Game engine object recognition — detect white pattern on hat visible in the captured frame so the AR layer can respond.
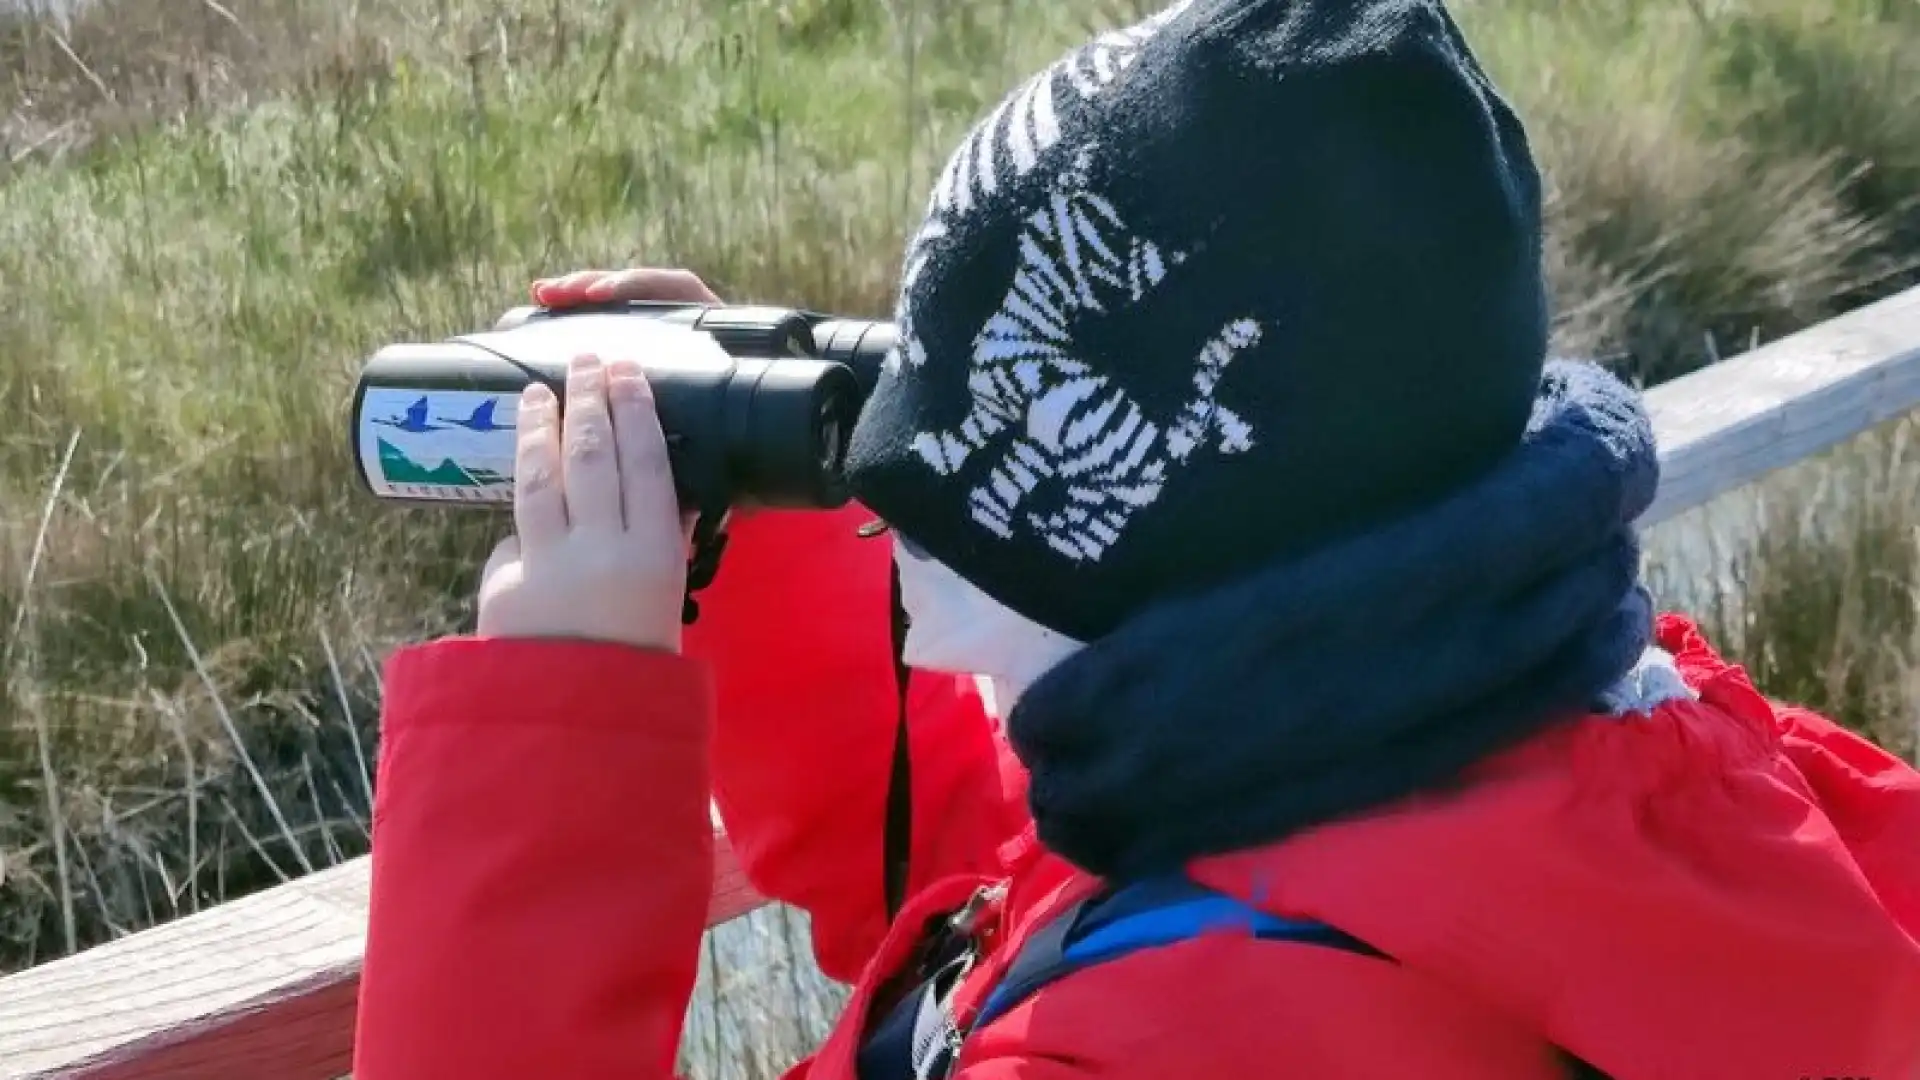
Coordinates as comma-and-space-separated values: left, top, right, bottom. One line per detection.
885, 0, 1194, 380
906, 158, 1259, 563
885, 0, 1255, 564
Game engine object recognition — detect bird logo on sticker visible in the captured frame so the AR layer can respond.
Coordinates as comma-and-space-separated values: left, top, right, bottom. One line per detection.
370, 396, 445, 433
442, 398, 514, 432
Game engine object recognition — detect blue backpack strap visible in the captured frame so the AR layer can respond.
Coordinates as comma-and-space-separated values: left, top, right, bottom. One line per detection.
960, 880, 1610, 1080
969, 875, 1384, 1033
860, 875, 1609, 1080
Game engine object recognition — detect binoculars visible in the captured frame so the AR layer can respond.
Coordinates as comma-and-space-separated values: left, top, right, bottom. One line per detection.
350, 302, 898, 515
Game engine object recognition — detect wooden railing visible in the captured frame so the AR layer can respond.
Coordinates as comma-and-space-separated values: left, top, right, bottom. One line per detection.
3, 283, 1920, 1079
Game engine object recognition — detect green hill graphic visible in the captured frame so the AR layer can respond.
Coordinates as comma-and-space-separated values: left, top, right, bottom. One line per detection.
378, 438, 506, 487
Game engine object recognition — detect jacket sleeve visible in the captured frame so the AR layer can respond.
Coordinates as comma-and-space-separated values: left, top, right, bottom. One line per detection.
352, 638, 716, 1080
683, 506, 1035, 981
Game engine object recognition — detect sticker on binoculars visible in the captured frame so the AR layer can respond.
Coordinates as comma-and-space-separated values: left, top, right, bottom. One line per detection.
358, 388, 516, 503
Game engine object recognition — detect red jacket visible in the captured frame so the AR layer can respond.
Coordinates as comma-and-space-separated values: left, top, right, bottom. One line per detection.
353, 506, 1920, 1080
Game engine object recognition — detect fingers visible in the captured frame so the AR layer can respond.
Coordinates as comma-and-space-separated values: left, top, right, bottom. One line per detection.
528, 269, 613, 305
531, 267, 721, 307
608, 358, 685, 548
589, 268, 722, 304
562, 354, 626, 533
513, 382, 568, 552
514, 349, 683, 567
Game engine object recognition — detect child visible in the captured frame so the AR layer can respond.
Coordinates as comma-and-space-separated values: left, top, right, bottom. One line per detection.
351, 1, 1920, 1077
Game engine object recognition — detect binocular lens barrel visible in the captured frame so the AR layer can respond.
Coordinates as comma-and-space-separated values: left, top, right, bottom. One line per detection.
350, 306, 888, 513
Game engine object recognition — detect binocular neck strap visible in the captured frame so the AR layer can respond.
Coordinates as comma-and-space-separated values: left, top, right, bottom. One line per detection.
884, 559, 915, 921
679, 505, 733, 626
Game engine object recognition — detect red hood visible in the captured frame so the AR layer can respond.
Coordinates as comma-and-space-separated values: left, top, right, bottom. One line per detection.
1195, 615, 1920, 1079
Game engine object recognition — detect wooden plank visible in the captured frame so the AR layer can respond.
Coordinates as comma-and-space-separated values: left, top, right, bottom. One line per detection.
1641, 285, 1920, 526
0, 839, 765, 1080
1, 282, 1918, 1079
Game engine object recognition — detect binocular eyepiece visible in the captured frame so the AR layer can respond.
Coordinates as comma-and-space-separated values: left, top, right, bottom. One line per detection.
349, 302, 897, 516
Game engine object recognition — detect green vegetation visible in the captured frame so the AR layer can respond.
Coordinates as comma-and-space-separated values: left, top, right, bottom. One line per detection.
0, 0, 1915, 1040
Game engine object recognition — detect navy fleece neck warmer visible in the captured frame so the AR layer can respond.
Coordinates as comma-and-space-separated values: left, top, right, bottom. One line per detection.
1006, 361, 1661, 879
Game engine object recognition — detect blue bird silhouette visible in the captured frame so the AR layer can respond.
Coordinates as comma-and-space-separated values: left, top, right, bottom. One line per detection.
443, 398, 513, 432
371, 396, 443, 433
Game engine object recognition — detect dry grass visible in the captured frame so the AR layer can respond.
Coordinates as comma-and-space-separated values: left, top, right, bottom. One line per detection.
0, 0, 1917, 1074
1647, 418, 1920, 761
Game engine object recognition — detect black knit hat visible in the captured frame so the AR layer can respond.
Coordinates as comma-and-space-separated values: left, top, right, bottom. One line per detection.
845, 0, 1548, 643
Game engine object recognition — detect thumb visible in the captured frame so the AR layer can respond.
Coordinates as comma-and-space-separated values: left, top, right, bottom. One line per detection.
482, 534, 521, 584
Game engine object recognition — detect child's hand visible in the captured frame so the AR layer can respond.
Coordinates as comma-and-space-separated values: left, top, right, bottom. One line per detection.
477, 353, 690, 653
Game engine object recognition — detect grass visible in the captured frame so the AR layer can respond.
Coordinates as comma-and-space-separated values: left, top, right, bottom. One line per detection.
0, 0, 1917, 1072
